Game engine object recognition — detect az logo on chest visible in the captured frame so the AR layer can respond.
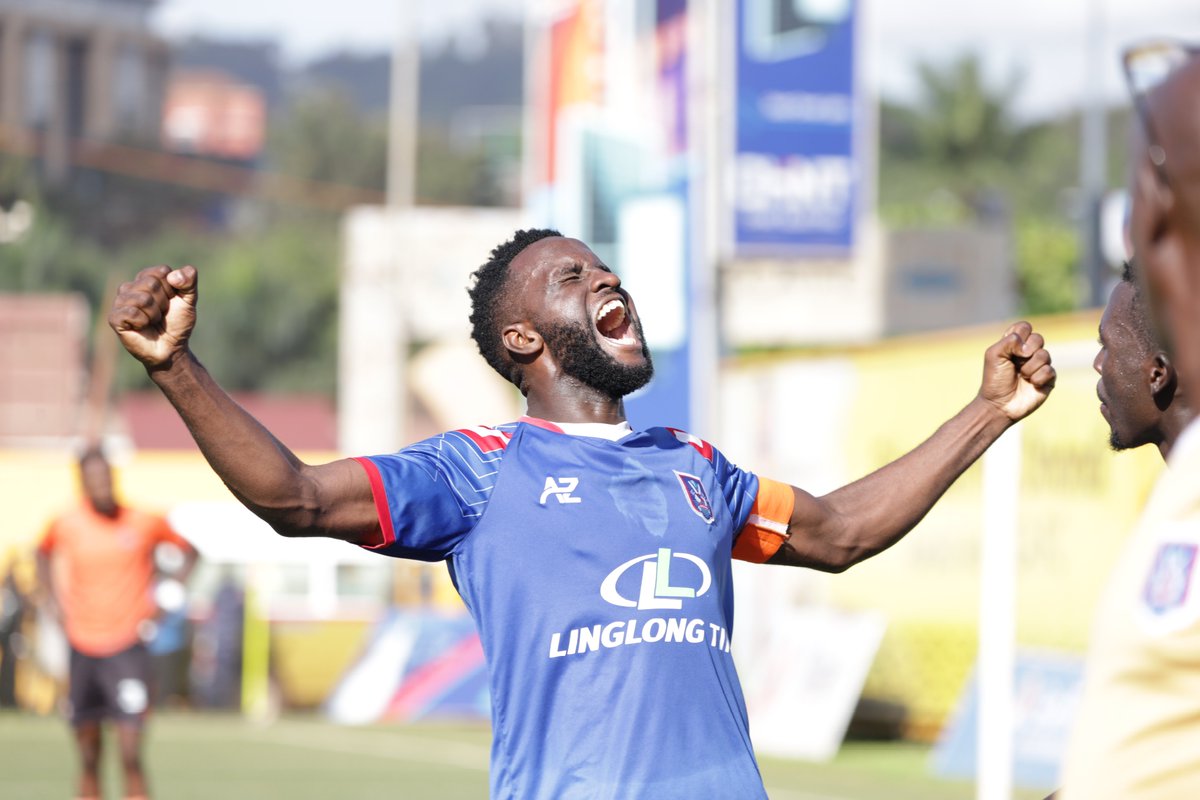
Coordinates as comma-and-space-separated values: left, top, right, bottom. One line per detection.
540, 476, 582, 505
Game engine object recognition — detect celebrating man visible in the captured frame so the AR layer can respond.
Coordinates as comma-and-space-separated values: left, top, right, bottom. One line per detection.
109, 229, 1054, 799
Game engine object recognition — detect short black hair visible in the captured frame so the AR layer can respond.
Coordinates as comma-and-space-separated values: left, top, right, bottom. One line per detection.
1120, 258, 1162, 352
77, 442, 108, 471
467, 228, 562, 386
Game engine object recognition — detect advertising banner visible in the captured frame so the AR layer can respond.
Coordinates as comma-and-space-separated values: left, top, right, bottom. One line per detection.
734, 0, 860, 253
624, 0, 692, 431
526, 0, 695, 431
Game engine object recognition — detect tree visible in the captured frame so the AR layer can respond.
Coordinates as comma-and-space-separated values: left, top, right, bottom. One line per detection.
877, 54, 1092, 314
115, 220, 340, 396
266, 89, 389, 193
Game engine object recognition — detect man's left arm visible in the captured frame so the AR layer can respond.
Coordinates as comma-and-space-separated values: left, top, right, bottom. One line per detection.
154, 518, 200, 585
767, 321, 1055, 572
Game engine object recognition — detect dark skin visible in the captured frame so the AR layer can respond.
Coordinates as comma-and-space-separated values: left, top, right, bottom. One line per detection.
38, 452, 198, 800
1094, 280, 1193, 460
109, 235, 1055, 574
1128, 58, 1200, 406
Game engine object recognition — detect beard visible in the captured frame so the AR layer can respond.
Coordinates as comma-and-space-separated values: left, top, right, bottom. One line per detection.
539, 318, 654, 400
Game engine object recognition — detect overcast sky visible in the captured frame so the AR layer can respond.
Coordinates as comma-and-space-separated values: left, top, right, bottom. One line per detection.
152, 0, 1200, 120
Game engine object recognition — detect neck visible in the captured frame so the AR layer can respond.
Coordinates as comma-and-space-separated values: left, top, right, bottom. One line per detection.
89, 502, 120, 518
525, 386, 627, 425
1160, 408, 1200, 461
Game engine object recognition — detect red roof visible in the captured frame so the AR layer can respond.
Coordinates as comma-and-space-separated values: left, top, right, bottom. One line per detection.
116, 391, 338, 452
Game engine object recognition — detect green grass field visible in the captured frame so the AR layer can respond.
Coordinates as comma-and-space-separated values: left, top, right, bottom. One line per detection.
0, 710, 1054, 799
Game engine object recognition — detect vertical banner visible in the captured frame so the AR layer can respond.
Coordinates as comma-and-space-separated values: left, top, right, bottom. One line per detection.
526, 0, 696, 430
622, 0, 692, 431
542, 0, 605, 188
734, 0, 860, 254
623, 0, 692, 430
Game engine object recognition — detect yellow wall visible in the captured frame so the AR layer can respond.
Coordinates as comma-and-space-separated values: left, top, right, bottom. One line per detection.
0, 448, 343, 566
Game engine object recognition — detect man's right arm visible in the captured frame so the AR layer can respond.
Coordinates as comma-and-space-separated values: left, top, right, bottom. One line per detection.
109, 265, 380, 544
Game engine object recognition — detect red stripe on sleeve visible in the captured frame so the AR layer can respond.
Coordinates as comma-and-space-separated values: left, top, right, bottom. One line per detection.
459, 426, 512, 452
352, 457, 397, 550
518, 416, 565, 433
667, 428, 714, 462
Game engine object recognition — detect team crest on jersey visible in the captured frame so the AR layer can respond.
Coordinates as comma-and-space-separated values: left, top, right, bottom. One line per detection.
674, 471, 714, 524
1135, 521, 1200, 636
1142, 542, 1198, 615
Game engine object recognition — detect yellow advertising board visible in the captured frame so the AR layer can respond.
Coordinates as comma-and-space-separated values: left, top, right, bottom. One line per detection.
725, 312, 1163, 737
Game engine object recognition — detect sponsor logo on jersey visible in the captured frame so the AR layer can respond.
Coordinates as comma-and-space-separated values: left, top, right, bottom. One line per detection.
548, 616, 732, 659
674, 471, 715, 524
600, 548, 711, 610
540, 476, 581, 505
548, 550, 731, 660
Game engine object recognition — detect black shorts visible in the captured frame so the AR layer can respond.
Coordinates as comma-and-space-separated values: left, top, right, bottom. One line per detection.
68, 642, 152, 726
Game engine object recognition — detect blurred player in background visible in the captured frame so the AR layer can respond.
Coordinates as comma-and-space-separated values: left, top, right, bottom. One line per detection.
108, 230, 1054, 799
1057, 43, 1200, 800
37, 445, 198, 800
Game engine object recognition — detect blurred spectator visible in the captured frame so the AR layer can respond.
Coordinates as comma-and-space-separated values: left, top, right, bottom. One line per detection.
147, 543, 196, 708
0, 554, 29, 708
190, 569, 243, 710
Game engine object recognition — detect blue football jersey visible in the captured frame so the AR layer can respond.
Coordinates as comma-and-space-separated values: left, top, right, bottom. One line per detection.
356, 418, 773, 800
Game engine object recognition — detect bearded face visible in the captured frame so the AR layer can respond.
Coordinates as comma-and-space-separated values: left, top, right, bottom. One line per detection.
538, 315, 654, 400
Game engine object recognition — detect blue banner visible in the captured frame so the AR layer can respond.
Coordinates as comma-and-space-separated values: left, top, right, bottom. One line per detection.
625, 1, 693, 432
734, 0, 860, 253
933, 650, 1083, 790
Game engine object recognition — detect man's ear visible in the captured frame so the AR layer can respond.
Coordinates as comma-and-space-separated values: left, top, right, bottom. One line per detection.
1150, 352, 1177, 406
502, 322, 542, 358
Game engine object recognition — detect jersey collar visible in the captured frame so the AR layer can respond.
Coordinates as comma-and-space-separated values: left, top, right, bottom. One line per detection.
519, 416, 634, 442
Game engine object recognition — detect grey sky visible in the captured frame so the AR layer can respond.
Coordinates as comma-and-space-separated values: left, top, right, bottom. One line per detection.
152, 0, 1200, 119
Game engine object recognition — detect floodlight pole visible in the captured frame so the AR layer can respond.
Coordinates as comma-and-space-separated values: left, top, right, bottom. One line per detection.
688, 0, 734, 437
388, 2, 419, 209
1080, 0, 1108, 308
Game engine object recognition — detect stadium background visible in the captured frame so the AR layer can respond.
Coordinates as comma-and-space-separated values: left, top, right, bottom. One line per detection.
1, 0, 1193, 797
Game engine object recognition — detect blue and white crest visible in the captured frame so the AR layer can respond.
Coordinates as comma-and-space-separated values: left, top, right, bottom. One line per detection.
1142, 542, 1198, 615
674, 471, 715, 524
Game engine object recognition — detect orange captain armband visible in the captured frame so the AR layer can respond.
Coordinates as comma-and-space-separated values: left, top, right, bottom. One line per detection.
732, 477, 794, 563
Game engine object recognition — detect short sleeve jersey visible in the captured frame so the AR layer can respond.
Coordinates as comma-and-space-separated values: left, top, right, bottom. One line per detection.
356, 417, 794, 800
38, 504, 189, 657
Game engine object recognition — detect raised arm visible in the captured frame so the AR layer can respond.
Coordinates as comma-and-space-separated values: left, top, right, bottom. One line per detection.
769, 321, 1055, 572
109, 265, 380, 543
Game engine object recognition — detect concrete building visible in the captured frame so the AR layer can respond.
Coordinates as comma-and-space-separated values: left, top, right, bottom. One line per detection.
723, 222, 1018, 348
0, 0, 168, 181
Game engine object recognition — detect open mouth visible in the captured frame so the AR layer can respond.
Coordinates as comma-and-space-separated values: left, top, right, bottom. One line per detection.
596, 298, 637, 346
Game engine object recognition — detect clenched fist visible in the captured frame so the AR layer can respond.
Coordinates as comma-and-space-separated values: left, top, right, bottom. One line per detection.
978, 321, 1056, 422
108, 265, 198, 370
